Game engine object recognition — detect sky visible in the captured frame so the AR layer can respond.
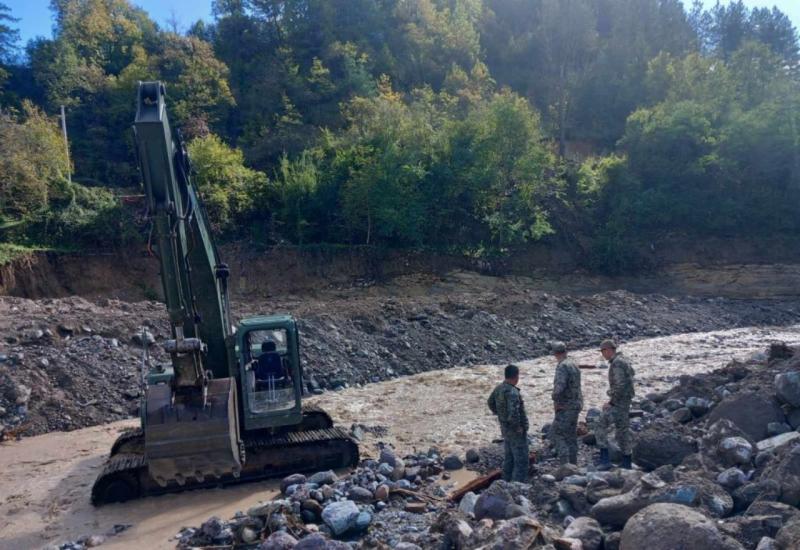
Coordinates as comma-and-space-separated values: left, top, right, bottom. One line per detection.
5, 0, 800, 45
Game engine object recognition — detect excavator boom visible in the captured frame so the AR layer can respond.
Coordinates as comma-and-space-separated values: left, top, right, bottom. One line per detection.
90, 82, 358, 506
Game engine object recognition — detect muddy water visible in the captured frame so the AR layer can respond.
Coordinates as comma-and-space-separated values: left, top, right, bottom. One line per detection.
1, 324, 799, 549
310, 324, 800, 455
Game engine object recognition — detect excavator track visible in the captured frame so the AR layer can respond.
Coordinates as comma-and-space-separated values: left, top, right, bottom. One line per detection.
92, 424, 358, 505
109, 427, 144, 456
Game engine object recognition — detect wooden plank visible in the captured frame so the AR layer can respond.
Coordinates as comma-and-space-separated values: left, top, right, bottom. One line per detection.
447, 469, 501, 502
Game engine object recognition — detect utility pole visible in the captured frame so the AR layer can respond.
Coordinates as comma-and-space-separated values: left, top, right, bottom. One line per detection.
60, 105, 72, 184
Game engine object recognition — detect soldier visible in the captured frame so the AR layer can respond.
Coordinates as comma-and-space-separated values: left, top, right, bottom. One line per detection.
550, 341, 583, 465
487, 364, 530, 482
595, 340, 636, 469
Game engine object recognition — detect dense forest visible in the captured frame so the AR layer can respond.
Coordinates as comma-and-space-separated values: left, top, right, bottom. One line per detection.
0, 0, 798, 272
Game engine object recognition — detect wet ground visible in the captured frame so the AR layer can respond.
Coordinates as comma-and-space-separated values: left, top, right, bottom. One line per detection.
2, 323, 799, 549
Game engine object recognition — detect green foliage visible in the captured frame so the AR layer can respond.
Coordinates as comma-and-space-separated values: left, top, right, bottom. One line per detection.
0, 102, 70, 221
187, 133, 266, 233
0, 0, 798, 272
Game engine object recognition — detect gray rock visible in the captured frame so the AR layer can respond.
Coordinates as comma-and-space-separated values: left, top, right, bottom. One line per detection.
663, 399, 684, 412
686, 396, 712, 417
775, 372, 800, 408
307, 470, 337, 486
474, 480, 515, 520
321, 500, 359, 536
354, 511, 372, 532
458, 491, 478, 516
717, 468, 747, 490
604, 531, 621, 550
466, 448, 480, 463
672, 407, 693, 423
563, 516, 603, 550
755, 537, 777, 550
759, 444, 800, 507
757, 432, 800, 453
592, 473, 733, 528
620, 503, 744, 550
347, 486, 373, 502
707, 393, 786, 442
720, 436, 755, 466
767, 422, 792, 437
379, 448, 398, 467
281, 474, 306, 494
633, 427, 697, 471
443, 454, 463, 470
775, 517, 800, 550
745, 501, 800, 523
259, 531, 298, 550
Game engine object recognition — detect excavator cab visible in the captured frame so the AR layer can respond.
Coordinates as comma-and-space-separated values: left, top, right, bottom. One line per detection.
237, 316, 304, 431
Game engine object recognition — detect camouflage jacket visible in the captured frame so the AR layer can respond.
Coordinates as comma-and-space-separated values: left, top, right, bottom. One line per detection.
607, 352, 635, 404
488, 381, 529, 432
552, 357, 583, 410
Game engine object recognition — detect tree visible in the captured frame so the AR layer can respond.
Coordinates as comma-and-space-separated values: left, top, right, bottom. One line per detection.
187, 133, 265, 233
0, 2, 19, 86
0, 2, 18, 63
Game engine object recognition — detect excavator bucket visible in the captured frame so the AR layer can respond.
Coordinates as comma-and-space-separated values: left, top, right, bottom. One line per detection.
144, 378, 242, 486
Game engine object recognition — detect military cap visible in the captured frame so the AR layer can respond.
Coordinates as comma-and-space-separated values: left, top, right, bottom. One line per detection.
599, 339, 617, 350
550, 341, 566, 354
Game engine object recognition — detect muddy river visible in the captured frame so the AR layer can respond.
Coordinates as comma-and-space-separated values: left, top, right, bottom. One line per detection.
1, 324, 799, 549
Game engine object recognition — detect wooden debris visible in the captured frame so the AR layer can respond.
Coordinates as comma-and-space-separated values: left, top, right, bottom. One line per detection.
447, 469, 501, 502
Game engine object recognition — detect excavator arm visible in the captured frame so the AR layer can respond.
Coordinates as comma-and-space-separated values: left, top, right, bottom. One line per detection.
134, 81, 234, 384
133, 81, 241, 486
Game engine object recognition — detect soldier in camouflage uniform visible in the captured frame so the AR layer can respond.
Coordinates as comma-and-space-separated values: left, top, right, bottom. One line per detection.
487, 364, 530, 482
596, 339, 636, 469
550, 342, 583, 465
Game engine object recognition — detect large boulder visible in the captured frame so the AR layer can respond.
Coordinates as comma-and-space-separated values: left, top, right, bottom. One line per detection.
700, 419, 758, 469
775, 516, 800, 550
592, 473, 733, 528
473, 480, 534, 521
563, 516, 603, 550
759, 444, 800, 507
633, 426, 697, 471
620, 503, 744, 550
775, 372, 800, 408
707, 393, 786, 442
321, 500, 360, 536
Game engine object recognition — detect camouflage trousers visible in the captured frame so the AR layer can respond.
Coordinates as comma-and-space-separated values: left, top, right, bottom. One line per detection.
595, 400, 632, 455
500, 424, 529, 483
551, 408, 580, 465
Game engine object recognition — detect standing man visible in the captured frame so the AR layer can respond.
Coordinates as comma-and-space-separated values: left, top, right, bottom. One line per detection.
487, 364, 530, 482
550, 342, 583, 465
596, 340, 636, 469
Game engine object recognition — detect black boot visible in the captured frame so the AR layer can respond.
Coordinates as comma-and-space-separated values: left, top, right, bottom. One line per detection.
596, 447, 611, 470
621, 454, 633, 469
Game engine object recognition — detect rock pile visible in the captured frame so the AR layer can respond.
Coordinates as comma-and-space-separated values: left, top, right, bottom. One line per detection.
176, 344, 800, 549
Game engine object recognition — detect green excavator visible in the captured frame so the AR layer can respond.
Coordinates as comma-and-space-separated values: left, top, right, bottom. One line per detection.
91, 82, 358, 505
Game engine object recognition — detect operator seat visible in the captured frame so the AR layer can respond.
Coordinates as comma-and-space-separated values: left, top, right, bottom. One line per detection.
255, 340, 284, 390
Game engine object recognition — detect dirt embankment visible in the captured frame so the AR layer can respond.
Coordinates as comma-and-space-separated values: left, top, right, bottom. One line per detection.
3, 236, 800, 300
2, 271, 800, 438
